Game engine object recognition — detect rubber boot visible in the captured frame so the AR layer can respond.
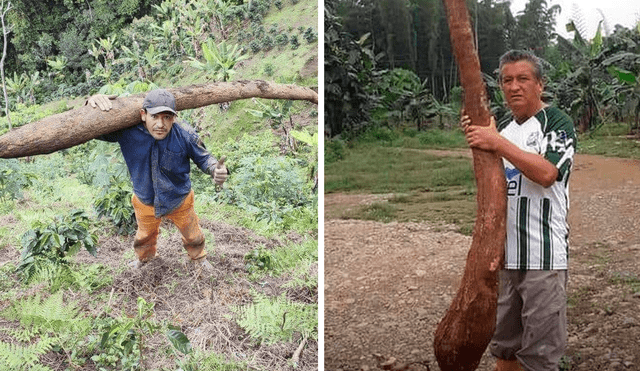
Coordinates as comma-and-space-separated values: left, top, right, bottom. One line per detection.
495, 359, 524, 371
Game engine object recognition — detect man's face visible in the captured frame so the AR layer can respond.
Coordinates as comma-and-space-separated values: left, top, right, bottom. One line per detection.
500, 60, 544, 122
140, 110, 175, 140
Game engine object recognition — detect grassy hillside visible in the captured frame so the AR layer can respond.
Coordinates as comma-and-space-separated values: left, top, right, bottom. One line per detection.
0, 0, 319, 369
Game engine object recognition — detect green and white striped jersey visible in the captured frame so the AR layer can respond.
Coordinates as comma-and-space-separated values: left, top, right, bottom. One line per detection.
497, 106, 576, 270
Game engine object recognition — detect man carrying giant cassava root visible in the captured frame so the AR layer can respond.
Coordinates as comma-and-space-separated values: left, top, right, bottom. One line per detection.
88, 89, 228, 272
461, 50, 576, 371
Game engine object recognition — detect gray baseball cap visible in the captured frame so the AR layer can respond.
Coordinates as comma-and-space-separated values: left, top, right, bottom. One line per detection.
142, 89, 177, 115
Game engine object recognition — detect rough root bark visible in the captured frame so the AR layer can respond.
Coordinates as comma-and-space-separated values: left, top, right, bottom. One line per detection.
0, 80, 318, 158
433, 1, 507, 370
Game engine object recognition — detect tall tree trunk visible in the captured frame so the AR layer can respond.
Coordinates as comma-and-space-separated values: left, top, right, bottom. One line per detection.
433, 0, 507, 370
0, 80, 318, 158
0, 0, 12, 130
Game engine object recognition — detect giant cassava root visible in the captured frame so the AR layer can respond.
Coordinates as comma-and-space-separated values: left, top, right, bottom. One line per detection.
433, 0, 507, 370
0, 80, 318, 158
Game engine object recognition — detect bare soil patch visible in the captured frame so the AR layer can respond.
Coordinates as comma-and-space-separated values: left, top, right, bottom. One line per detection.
324, 153, 640, 371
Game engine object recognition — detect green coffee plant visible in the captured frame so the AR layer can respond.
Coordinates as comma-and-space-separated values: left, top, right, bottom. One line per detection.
19, 210, 98, 282
275, 33, 288, 47
249, 40, 261, 53
290, 128, 318, 181
262, 35, 274, 51
244, 246, 276, 274
263, 62, 275, 76
0, 159, 36, 203
233, 290, 317, 344
166, 324, 195, 371
92, 297, 161, 370
94, 176, 137, 235
303, 27, 317, 44
290, 34, 300, 49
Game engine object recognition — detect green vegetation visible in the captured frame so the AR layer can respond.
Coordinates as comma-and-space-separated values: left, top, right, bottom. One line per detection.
326, 0, 640, 146
0, 0, 318, 369
326, 123, 640, 235
326, 131, 476, 234
578, 122, 640, 159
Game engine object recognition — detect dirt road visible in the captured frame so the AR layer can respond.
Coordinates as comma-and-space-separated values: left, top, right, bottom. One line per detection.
324, 153, 640, 371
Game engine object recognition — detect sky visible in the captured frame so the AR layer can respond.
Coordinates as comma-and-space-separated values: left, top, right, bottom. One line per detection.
508, 0, 640, 40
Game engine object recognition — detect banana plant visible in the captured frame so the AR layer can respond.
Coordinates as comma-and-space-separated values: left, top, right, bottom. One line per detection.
555, 20, 607, 132
246, 99, 293, 129
140, 44, 166, 81
46, 56, 67, 83
4, 71, 29, 104
603, 52, 640, 133
186, 39, 248, 82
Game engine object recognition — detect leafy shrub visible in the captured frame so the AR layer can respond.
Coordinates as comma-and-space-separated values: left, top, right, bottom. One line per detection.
246, 99, 293, 129
92, 297, 161, 370
94, 176, 137, 235
263, 63, 275, 76
244, 246, 276, 273
222, 132, 280, 159
224, 155, 313, 226
274, 0, 283, 9
358, 126, 400, 143
269, 23, 279, 34
250, 22, 265, 38
275, 33, 288, 47
249, 40, 261, 53
303, 27, 317, 44
290, 34, 300, 49
19, 210, 98, 282
262, 35, 274, 51
0, 159, 37, 202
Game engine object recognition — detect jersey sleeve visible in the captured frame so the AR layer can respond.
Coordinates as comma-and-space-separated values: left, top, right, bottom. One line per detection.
539, 107, 576, 181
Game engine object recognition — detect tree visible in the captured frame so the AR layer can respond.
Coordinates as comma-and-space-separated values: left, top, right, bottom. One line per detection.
510, 0, 561, 54
325, 0, 380, 137
0, 0, 11, 129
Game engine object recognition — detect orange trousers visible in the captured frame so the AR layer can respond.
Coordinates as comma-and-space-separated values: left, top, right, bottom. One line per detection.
131, 190, 206, 262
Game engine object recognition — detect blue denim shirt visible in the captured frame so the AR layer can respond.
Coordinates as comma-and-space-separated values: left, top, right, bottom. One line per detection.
101, 122, 217, 217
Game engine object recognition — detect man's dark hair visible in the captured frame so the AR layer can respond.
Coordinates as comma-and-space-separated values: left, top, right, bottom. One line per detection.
498, 50, 544, 83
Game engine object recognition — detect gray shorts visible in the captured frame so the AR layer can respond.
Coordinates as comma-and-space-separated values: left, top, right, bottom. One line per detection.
489, 270, 568, 371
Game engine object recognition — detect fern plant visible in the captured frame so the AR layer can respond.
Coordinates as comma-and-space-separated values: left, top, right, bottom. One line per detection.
0, 337, 55, 370
224, 154, 313, 226
233, 290, 317, 345
0, 292, 91, 370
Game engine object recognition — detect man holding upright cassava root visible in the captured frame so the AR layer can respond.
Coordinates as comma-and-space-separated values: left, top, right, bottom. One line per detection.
87, 89, 229, 272
461, 50, 576, 371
